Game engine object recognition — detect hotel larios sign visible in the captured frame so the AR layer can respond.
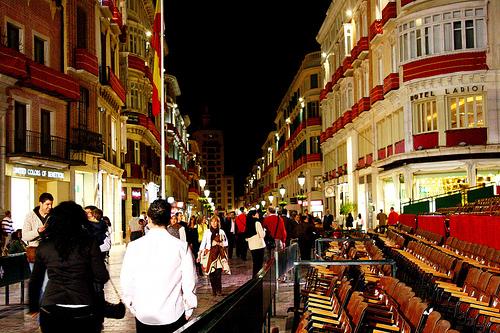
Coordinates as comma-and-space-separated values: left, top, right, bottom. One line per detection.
410, 85, 485, 101
12, 166, 65, 179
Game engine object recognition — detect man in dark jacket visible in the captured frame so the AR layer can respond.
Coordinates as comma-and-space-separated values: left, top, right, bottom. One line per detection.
222, 211, 236, 259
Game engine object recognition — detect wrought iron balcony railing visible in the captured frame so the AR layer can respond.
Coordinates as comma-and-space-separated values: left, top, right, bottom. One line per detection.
7, 130, 68, 160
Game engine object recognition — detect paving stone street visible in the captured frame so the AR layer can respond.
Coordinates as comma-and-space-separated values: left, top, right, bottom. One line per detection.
0, 244, 294, 333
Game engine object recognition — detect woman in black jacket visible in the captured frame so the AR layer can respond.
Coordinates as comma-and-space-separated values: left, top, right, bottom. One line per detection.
28, 201, 109, 333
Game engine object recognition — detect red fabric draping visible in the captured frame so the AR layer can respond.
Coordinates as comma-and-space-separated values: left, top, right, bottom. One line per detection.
398, 214, 417, 229
449, 215, 500, 250
417, 215, 447, 236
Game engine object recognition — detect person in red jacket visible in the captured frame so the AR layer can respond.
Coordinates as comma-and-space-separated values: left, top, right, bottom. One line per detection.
387, 207, 399, 226
262, 206, 287, 251
235, 207, 248, 260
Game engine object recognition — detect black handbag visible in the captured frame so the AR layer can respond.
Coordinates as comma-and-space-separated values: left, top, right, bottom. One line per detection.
103, 300, 126, 319
264, 216, 280, 250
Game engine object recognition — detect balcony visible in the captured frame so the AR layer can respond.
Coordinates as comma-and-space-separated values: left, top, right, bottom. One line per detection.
0, 46, 27, 79
413, 132, 438, 150
351, 37, 369, 65
366, 153, 373, 166
383, 73, 399, 95
386, 144, 394, 157
0, 46, 79, 101
75, 48, 99, 77
369, 20, 383, 42
381, 2, 397, 27
342, 56, 353, 76
7, 130, 68, 161
70, 127, 103, 155
351, 103, 359, 119
358, 97, 371, 114
378, 147, 386, 160
370, 85, 384, 105
128, 54, 147, 75
100, 66, 126, 103
306, 117, 321, 126
446, 128, 487, 147
395, 139, 405, 154
402, 51, 487, 82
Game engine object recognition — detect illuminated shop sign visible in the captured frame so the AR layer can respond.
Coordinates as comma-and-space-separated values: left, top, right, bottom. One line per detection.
131, 188, 142, 200
410, 85, 485, 101
13, 166, 64, 179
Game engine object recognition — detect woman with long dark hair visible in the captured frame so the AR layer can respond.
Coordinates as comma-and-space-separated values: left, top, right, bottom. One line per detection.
28, 201, 109, 333
244, 209, 266, 276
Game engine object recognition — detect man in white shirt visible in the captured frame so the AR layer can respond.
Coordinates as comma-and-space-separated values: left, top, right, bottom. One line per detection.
121, 199, 197, 332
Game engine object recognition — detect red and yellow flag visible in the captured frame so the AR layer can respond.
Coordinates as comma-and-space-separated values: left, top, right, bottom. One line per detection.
151, 0, 162, 117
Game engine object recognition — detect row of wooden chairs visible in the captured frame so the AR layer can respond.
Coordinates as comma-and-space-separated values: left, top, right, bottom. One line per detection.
414, 229, 444, 245
443, 236, 500, 268
432, 267, 500, 332
380, 229, 405, 249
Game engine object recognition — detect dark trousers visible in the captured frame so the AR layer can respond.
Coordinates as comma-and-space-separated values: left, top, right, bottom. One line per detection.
135, 313, 187, 333
227, 233, 235, 259
236, 234, 247, 260
299, 240, 312, 260
209, 268, 223, 295
251, 248, 265, 276
39, 305, 100, 333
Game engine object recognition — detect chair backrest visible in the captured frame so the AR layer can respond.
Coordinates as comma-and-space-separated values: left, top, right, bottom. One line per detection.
434, 319, 451, 333
422, 311, 442, 333
476, 271, 493, 292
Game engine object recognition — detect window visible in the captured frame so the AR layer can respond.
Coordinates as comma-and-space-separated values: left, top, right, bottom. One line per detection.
309, 136, 320, 154
77, 87, 89, 128
307, 101, 319, 118
448, 94, 484, 129
310, 74, 318, 89
413, 100, 437, 134
111, 117, 117, 151
76, 7, 87, 49
134, 141, 140, 164
7, 22, 21, 51
399, 7, 486, 63
33, 35, 46, 64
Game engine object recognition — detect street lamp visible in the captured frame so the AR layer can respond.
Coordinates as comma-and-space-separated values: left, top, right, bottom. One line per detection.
279, 184, 286, 199
167, 196, 175, 204
261, 200, 266, 208
204, 189, 210, 198
256, 204, 260, 210
199, 177, 206, 190
298, 171, 306, 188
207, 197, 212, 204
268, 193, 274, 206
297, 171, 306, 213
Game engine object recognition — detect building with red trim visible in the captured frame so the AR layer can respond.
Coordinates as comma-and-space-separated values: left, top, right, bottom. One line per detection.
318, 0, 500, 229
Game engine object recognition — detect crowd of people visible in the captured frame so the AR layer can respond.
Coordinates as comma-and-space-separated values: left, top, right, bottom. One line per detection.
0, 192, 400, 332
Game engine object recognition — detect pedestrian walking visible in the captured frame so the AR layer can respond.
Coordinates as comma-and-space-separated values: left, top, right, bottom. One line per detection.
244, 209, 266, 276
129, 216, 143, 242
296, 213, 316, 260
346, 212, 354, 230
198, 215, 230, 296
235, 207, 248, 260
222, 211, 236, 259
376, 209, 388, 233
23, 192, 53, 267
388, 207, 399, 226
262, 206, 287, 251
28, 201, 109, 333
1, 210, 14, 256
121, 199, 197, 332
167, 214, 186, 241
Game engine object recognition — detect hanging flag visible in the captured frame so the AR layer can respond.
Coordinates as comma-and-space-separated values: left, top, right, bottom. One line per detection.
151, 0, 162, 117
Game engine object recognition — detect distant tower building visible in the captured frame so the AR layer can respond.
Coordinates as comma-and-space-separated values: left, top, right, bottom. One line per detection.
192, 111, 233, 211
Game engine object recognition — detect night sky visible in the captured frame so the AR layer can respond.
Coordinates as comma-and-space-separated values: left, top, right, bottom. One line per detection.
165, 1, 331, 196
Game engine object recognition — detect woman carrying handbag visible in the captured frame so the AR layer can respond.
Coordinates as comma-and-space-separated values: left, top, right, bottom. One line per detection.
244, 209, 266, 276
198, 215, 230, 296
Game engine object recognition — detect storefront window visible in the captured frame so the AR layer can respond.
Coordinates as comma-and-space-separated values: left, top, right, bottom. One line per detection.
414, 172, 467, 199
413, 99, 437, 134
448, 94, 484, 129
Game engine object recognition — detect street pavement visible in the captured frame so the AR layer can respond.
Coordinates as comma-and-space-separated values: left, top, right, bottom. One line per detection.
0, 244, 294, 333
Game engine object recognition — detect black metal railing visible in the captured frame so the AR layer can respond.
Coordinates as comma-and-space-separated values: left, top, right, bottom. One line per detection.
70, 127, 103, 154
178, 258, 276, 332
7, 130, 68, 160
